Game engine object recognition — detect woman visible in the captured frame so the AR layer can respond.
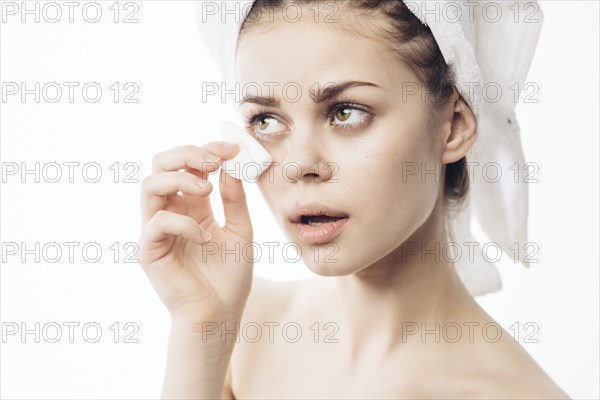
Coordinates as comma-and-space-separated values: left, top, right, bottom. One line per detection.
137, 0, 570, 398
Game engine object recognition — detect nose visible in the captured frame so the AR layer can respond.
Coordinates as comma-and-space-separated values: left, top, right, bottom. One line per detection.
282, 126, 334, 184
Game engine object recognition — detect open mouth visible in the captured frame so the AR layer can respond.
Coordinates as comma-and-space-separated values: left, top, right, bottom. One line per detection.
289, 202, 350, 244
293, 213, 349, 244
299, 215, 348, 226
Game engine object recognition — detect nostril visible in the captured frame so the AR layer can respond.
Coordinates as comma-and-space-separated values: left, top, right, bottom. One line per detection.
283, 161, 334, 183
302, 173, 321, 183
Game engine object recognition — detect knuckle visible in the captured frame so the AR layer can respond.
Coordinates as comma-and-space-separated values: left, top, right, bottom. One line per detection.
181, 144, 199, 158
140, 175, 153, 191
136, 235, 147, 251
185, 171, 203, 184
151, 152, 163, 168
153, 209, 170, 226
174, 145, 201, 168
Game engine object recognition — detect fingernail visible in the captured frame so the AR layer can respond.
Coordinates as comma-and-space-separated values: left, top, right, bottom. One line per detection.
223, 142, 238, 151
201, 231, 212, 241
198, 179, 210, 187
206, 154, 220, 163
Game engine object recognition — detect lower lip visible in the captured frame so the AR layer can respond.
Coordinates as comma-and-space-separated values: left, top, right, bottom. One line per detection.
294, 217, 349, 244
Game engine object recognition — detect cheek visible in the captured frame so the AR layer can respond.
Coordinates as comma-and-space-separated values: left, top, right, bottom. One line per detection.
256, 166, 290, 213
257, 176, 278, 208
351, 124, 440, 230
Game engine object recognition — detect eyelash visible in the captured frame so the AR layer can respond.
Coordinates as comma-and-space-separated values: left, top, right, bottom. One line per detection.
244, 98, 373, 135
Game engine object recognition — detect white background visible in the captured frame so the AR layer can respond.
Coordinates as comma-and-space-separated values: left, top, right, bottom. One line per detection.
1, 1, 598, 398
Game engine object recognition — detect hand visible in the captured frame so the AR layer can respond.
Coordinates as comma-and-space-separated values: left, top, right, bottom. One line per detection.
137, 142, 254, 329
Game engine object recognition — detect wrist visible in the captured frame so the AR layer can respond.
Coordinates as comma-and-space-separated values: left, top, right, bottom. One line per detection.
169, 316, 241, 351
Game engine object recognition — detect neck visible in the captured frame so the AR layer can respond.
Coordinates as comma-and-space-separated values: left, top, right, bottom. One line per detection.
331, 199, 477, 363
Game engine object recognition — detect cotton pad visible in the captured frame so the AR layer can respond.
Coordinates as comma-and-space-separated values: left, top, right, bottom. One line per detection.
219, 120, 273, 181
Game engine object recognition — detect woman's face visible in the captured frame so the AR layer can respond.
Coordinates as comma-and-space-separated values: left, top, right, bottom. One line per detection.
235, 13, 445, 276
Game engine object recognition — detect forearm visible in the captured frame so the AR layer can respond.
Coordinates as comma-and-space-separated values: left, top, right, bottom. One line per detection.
161, 322, 237, 400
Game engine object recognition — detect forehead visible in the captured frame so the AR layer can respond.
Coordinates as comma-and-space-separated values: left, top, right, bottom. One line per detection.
234, 14, 414, 90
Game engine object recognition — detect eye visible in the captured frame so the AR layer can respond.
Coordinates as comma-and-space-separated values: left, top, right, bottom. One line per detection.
245, 112, 288, 142
326, 97, 374, 130
328, 102, 373, 131
332, 107, 369, 126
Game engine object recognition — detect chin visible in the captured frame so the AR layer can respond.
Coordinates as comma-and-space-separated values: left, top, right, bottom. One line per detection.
299, 250, 368, 277
303, 262, 357, 277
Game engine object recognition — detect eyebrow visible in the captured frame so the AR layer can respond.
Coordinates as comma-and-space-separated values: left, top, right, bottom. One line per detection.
239, 80, 381, 108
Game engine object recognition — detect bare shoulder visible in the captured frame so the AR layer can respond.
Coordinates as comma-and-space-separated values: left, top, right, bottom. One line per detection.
418, 300, 571, 399
435, 299, 572, 399
467, 366, 571, 399
492, 343, 570, 399
456, 329, 571, 399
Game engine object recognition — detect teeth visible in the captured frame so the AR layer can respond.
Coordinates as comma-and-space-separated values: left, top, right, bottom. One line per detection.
308, 221, 325, 226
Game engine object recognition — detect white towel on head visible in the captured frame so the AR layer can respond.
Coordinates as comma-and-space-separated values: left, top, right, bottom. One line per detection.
195, 0, 544, 297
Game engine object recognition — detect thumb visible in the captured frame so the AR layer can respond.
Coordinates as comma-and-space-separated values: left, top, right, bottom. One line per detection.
219, 168, 253, 239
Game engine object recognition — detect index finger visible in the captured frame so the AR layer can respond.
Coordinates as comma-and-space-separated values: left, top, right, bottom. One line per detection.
152, 141, 239, 173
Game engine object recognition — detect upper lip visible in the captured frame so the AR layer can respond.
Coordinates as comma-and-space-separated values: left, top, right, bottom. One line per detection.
288, 201, 349, 224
